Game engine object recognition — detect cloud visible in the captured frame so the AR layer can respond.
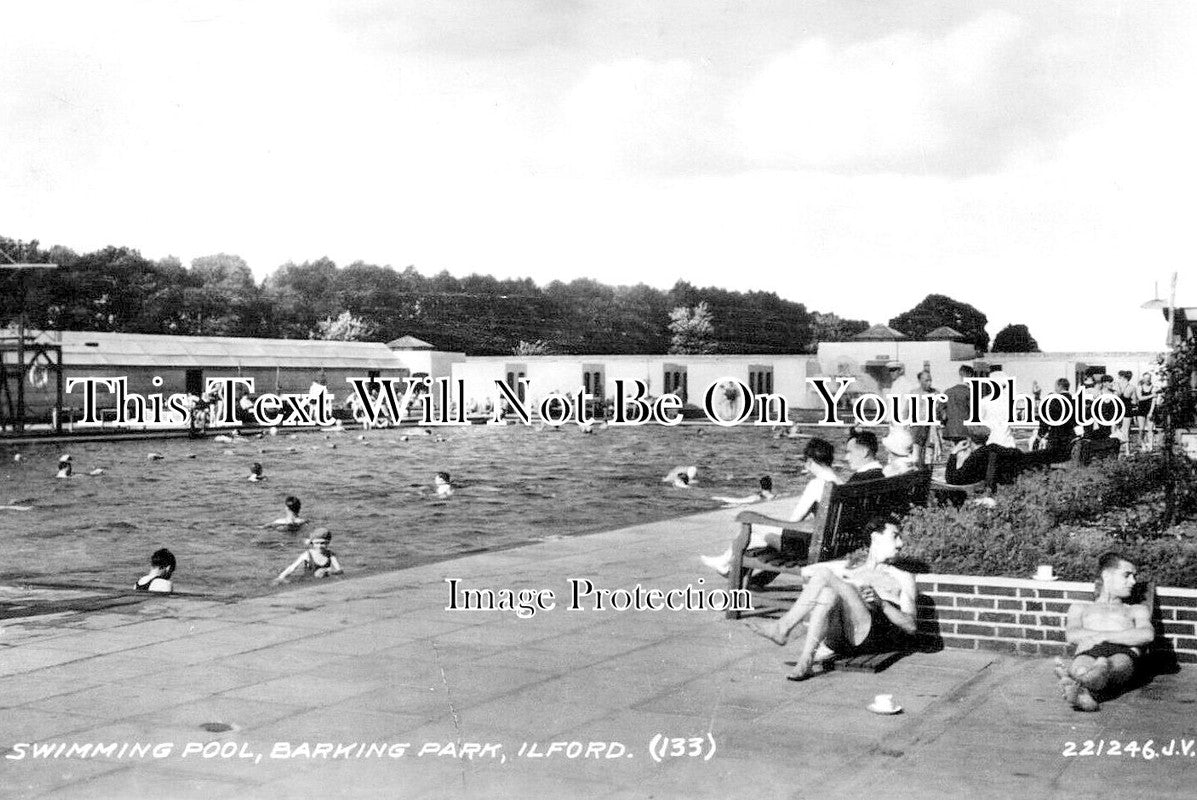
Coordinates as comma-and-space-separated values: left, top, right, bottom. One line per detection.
542, 58, 731, 177
732, 11, 1081, 175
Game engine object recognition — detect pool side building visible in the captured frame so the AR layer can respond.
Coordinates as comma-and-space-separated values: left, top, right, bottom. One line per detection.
1, 326, 1166, 430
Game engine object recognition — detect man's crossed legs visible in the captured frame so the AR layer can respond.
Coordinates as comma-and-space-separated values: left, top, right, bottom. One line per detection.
1054, 643, 1139, 712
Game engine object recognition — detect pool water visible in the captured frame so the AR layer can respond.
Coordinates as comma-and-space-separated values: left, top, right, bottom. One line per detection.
0, 425, 847, 598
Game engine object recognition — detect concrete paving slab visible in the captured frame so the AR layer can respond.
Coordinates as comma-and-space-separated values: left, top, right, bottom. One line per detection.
21, 683, 212, 721
3, 504, 1195, 799
0, 646, 89, 677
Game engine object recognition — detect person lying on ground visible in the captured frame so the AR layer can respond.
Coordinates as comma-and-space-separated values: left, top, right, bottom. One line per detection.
1054, 552, 1154, 712
746, 514, 918, 681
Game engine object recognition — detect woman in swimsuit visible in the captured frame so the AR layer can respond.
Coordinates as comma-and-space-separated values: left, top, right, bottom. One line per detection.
746, 514, 918, 681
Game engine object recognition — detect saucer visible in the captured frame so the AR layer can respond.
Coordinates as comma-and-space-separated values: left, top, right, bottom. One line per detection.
867, 703, 902, 715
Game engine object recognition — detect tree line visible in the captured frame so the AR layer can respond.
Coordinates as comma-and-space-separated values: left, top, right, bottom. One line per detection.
1, 236, 1035, 354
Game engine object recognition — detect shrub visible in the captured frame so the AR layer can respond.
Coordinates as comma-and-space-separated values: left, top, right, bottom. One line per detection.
904, 453, 1197, 587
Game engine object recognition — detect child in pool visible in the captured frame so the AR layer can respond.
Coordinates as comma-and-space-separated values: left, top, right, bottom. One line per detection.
136, 548, 176, 593
434, 472, 454, 497
55, 454, 72, 479
264, 495, 306, 530
273, 529, 342, 583
248, 462, 266, 482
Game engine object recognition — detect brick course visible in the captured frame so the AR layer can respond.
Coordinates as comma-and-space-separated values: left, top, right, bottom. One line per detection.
914, 574, 1197, 665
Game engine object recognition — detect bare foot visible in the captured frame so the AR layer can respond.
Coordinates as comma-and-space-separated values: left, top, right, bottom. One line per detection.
1074, 658, 1111, 691
746, 620, 788, 646
1059, 675, 1081, 706
1073, 687, 1100, 712
813, 643, 837, 663
786, 658, 816, 681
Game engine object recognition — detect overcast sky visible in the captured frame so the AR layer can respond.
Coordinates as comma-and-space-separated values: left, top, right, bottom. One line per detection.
2, 1, 1193, 351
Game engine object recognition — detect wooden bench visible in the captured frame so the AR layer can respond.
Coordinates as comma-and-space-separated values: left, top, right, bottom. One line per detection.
929, 450, 999, 504
725, 469, 931, 620
1056, 437, 1121, 468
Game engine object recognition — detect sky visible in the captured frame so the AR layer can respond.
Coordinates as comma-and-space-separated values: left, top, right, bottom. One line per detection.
2, 1, 1194, 351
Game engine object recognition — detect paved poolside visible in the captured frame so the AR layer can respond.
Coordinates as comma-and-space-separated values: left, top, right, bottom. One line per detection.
2, 501, 1194, 799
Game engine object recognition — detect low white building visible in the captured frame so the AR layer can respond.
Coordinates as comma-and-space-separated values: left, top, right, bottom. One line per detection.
450, 354, 823, 417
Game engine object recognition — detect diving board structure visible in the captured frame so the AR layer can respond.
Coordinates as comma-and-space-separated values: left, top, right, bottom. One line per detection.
0, 246, 62, 434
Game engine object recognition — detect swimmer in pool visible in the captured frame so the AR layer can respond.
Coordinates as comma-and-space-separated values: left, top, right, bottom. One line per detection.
55, 454, 72, 479
135, 548, 176, 593
435, 471, 454, 497
663, 466, 697, 488
264, 495, 307, 530
712, 476, 776, 505
248, 462, 266, 482
273, 528, 342, 583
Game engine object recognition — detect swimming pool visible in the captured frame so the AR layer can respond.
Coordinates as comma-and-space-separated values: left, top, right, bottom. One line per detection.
0, 425, 846, 597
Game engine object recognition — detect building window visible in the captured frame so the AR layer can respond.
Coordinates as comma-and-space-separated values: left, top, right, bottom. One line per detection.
748, 365, 774, 396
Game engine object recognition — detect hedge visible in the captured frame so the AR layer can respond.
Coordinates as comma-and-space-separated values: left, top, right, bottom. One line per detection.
903, 453, 1197, 587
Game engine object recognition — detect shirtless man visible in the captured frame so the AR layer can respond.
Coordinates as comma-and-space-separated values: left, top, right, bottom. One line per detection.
746, 515, 918, 681
1055, 553, 1154, 712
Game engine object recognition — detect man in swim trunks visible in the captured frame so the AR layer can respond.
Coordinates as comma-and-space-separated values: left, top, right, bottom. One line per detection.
746, 514, 918, 681
1055, 552, 1154, 712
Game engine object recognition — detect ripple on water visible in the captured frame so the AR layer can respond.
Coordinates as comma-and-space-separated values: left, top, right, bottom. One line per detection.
0, 425, 840, 597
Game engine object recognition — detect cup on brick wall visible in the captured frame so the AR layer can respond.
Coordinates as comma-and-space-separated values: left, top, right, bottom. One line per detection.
1034, 564, 1057, 582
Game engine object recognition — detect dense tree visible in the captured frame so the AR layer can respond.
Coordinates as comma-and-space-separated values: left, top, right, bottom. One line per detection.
512, 339, 552, 356
991, 323, 1040, 353
313, 310, 373, 341
890, 294, 990, 353
809, 311, 870, 349
3, 234, 828, 356
668, 302, 717, 354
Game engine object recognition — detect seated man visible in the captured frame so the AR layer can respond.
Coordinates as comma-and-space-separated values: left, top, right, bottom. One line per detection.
943, 428, 1025, 487
746, 514, 918, 681
843, 428, 885, 482
1031, 378, 1077, 461
1055, 552, 1154, 712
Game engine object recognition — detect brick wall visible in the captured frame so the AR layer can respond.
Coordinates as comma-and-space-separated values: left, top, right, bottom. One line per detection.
914, 574, 1197, 664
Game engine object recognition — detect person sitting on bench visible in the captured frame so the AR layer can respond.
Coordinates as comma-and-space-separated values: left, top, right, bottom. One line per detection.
701, 438, 841, 576
746, 514, 918, 681
1055, 552, 1154, 712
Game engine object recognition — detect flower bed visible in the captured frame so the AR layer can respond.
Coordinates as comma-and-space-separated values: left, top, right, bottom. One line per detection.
903, 453, 1197, 588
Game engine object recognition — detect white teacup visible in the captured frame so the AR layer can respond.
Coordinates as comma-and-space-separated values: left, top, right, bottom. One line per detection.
1035, 565, 1055, 581
873, 694, 896, 711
